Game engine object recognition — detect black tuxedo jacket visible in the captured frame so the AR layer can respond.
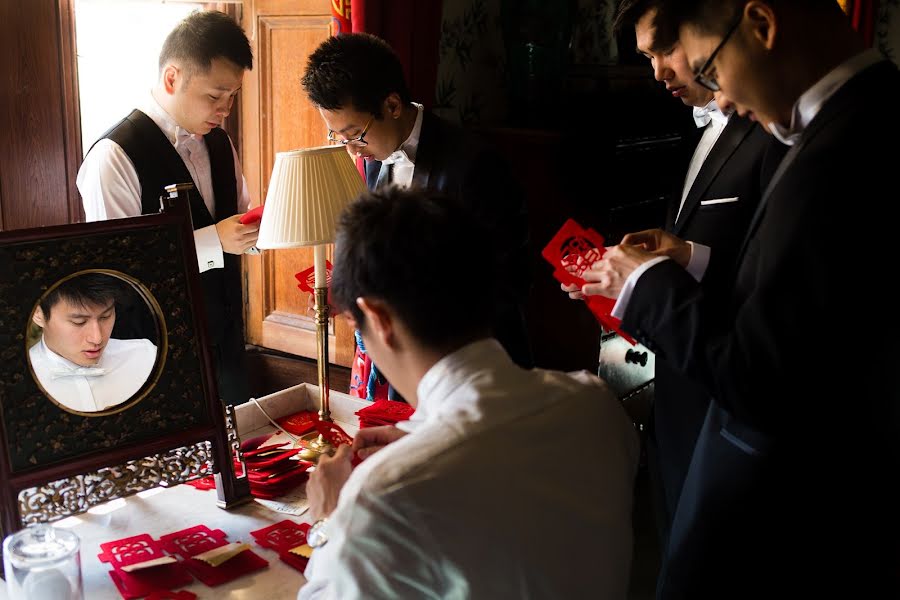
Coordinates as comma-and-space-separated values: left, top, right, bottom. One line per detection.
650, 115, 786, 545
365, 112, 533, 367
627, 60, 900, 597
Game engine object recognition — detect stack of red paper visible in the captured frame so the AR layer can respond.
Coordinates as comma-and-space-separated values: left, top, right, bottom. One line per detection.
354, 399, 415, 428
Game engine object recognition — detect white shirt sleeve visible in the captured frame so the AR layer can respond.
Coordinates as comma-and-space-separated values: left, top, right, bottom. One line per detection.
611, 256, 670, 320
77, 139, 142, 221
685, 241, 711, 281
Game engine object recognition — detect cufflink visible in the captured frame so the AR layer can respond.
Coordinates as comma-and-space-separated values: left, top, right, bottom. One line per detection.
245, 246, 260, 255
207, 261, 215, 268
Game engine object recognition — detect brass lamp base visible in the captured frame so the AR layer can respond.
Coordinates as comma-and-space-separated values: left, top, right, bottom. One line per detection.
297, 431, 334, 462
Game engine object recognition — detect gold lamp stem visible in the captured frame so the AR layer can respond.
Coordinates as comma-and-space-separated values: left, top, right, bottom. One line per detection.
315, 285, 331, 423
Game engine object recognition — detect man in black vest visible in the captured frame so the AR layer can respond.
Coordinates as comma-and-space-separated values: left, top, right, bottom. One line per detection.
77, 10, 257, 405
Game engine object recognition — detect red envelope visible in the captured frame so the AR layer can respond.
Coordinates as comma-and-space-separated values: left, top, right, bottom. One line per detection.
275, 410, 319, 436
239, 205, 264, 224
542, 219, 636, 345
250, 520, 312, 573
158, 525, 268, 587
98, 534, 192, 599
355, 400, 415, 425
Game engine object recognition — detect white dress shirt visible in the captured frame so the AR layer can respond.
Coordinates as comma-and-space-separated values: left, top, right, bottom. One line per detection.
769, 49, 884, 146
379, 103, 424, 189
298, 339, 639, 600
77, 92, 251, 273
29, 337, 157, 412
677, 99, 729, 222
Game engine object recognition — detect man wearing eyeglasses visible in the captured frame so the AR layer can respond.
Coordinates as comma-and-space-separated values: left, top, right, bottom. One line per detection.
601, 0, 786, 572
580, 1, 900, 597
301, 33, 533, 402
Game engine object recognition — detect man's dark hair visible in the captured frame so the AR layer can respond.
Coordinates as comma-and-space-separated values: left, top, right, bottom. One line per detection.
331, 188, 495, 352
40, 273, 126, 319
159, 10, 253, 76
301, 33, 411, 118
612, 0, 664, 36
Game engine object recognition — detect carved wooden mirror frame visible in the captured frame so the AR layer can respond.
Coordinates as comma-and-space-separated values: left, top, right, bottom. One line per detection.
0, 191, 250, 537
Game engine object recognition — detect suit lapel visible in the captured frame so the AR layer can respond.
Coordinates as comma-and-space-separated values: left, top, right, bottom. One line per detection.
674, 116, 755, 234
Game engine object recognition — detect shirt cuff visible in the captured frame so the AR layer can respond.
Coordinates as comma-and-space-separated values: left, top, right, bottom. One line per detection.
195, 225, 224, 273
611, 256, 670, 320
685, 241, 710, 282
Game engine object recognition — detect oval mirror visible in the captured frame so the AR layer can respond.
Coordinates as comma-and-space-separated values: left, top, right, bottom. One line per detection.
26, 270, 167, 415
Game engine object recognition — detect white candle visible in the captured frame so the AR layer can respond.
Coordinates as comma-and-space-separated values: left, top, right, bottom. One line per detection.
313, 244, 327, 289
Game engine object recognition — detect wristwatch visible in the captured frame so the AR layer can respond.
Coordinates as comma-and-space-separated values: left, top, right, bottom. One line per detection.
307, 518, 329, 549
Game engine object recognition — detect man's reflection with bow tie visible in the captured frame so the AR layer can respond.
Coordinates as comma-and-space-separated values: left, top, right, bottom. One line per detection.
28, 273, 157, 413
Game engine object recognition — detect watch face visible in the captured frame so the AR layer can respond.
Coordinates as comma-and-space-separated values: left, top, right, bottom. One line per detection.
308, 520, 329, 549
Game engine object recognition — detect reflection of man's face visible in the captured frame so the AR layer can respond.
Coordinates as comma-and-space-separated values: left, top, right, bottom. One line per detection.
32, 299, 116, 366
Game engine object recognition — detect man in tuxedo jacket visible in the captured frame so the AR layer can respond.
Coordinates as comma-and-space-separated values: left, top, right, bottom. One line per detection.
77, 11, 258, 405
582, 1, 900, 596
597, 0, 786, 556
301, 33, 532, 396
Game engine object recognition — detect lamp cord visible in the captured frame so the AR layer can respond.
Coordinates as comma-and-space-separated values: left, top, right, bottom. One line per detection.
249, 397, 302, 444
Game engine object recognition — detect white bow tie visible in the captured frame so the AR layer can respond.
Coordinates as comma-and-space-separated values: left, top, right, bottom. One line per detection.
49, 366, 107, 380
693, 105, 729, 128
380, 149, 414, 167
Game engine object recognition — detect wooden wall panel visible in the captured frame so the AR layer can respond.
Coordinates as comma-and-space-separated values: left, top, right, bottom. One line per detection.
0, 0, 82, 231
243, 1, 354, 367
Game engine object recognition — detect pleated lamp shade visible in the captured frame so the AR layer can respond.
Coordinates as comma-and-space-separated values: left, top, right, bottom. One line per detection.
256, 145, 366, 249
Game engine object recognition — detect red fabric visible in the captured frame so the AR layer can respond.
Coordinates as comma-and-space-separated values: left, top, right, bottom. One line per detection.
843, 0, 879, 47
351, 0, 444, 109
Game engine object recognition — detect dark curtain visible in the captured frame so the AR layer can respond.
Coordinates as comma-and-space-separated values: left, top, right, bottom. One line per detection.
350, 0, 444, 110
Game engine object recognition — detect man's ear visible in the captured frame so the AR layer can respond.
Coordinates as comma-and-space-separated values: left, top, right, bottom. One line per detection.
161, 64, 180, 94
32, 307, 46, 329
356, 297, 395, 347
744, 1, 777, 51
383, 92, 403, 119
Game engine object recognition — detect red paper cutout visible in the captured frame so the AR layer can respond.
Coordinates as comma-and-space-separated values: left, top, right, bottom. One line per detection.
355, 399, 415, 428
313, 419, 354, 447
295, 261, 333, 294
158, 525, 268, 587
183, 476, 216, 491
98, 534, 192, 599
542, 219, 636, 344
275, 410, 319, 436
239, 205, 264, 224
250, 520, 312, 573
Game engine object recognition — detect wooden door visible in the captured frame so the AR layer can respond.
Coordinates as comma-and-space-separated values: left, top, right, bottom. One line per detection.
241, 0, 355, 368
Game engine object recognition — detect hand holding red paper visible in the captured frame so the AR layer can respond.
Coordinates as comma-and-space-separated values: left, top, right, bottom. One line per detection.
307, 444, 354, 520
542, 219, 636, 344
352, 425, 408, 461
238, 205, 264, 224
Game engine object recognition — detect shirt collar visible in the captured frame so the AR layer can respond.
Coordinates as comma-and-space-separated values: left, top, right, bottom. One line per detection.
36, 337, 104, 370
410, 338, 508, 426
769, 49, 884, 145
141, 90, 199, 149
382, 102, 424, 166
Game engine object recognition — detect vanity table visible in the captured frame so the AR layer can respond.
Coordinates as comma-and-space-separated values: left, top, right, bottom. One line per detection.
0, 384, 367, 599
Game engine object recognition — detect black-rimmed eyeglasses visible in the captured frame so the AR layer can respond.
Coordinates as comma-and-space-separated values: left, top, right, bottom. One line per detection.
327, 117, 373, 147
693, 11, 744, 92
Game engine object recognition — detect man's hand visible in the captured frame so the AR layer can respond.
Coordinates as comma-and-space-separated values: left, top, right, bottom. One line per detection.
216, 213, 260, 255
307, 444, 354, 520
621, 229, 691, 268
581, 244, 657, 299
351, 426, 407, 461
560, 282, 585, 301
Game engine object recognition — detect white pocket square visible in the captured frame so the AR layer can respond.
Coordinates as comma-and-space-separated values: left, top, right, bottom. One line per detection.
700, 196, 739, 206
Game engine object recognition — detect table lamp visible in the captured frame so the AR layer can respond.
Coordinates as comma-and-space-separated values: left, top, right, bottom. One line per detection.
255, 146, 365, 458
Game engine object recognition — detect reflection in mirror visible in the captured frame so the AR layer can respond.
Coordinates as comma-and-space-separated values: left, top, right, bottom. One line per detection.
27, 271, 163, 414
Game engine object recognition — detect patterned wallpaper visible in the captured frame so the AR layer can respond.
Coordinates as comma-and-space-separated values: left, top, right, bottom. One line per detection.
433, 0, 900, 127
434, 0, 615, 127
878, 0, 900, 64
